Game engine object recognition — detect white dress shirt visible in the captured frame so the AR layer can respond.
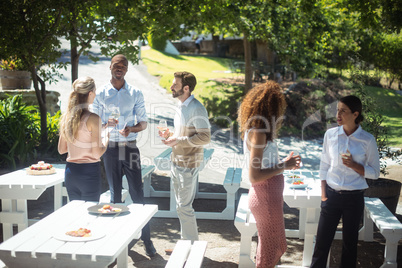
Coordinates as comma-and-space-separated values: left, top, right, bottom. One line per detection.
320, 125, 380, 191
91, 81, 148, 142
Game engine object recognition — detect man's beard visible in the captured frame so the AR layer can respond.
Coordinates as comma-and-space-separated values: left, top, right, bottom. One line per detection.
172, 87, 184, 98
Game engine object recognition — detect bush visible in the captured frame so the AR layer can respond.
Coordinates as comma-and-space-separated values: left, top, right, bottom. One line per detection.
0, 95, 61, 170
147, 31, 167, 51
0, 95, 39, 169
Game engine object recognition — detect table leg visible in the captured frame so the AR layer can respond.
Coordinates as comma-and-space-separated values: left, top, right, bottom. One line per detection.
170, 179, 176, 212
1, 199, 13, 240
302, 207, 319, 267
16, 199, 28, 233
116, 246, 128, 268
299, 208, 306, 239
54, 183, 62, 210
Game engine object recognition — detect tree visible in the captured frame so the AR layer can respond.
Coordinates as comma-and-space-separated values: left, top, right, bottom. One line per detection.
0, 0, 67, 144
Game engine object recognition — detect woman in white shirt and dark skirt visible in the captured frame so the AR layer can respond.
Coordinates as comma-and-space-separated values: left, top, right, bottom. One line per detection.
310, 95, 380, 267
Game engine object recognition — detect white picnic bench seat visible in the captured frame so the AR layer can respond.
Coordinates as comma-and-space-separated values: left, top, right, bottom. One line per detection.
62, 165, 155, 204
235, 193, 402, 268
153, 147, 242, 220
360, 197, 402, 268
99, 165, 156, 204
234, 193, 257, 268
165, 240, 208, 268
154, 148, 214, 172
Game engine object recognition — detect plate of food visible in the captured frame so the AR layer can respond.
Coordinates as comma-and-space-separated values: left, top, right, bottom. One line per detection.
53, 228, 105, 242
285, 174, 306, 184
289, 179, 309, 189
87, 204, 129, 215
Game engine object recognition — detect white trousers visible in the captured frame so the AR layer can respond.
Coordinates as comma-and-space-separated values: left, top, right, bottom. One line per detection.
171, 164, 199, 242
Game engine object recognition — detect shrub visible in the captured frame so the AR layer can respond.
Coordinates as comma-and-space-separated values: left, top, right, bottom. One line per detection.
147, 31, 167, 51
0, 95, 62, 170
0, 95, 39, 169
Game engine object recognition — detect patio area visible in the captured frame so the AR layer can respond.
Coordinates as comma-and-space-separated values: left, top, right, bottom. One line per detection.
1, 168, 398, 268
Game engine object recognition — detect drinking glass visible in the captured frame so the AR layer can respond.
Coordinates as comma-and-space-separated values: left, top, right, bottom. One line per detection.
157, 120, 168, 139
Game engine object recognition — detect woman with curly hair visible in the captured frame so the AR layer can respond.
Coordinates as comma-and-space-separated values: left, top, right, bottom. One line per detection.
58, 76, 109, 202
238, 81, 301, 267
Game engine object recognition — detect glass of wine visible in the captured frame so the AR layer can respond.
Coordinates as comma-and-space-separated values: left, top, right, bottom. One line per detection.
107, 107, 120, 132
157, 120, 168, 139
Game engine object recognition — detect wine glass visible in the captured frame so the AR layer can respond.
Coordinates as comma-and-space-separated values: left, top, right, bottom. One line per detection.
107, 107, 120, 132
157, 120, 168, 139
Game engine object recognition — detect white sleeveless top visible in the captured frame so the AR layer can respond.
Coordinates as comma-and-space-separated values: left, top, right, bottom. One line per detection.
242, 128, 281, 183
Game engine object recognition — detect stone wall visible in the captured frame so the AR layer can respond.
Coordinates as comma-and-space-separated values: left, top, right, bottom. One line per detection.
0, 89, 60, 115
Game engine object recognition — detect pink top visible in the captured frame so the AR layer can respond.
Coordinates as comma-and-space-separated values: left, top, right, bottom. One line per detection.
66, 113, 100, 163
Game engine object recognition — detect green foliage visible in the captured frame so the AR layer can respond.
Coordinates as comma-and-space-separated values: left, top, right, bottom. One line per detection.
147, 32, 168, 51
198, 81, 243, 127
0, 95, 62, 170
352, 71, 402, 175
0, 95, 39, 170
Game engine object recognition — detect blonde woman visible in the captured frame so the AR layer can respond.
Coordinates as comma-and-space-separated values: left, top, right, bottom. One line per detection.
58, 76, 108, 202
238, 81, 301, 268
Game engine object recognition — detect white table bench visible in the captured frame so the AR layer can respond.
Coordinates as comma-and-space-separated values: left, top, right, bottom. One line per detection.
0, 201, 157, 268
165, 240, 208, 268
99, 165, 156, 204
235, 193, 402, 268
154, 148, 214, 172
0, 164, 65, 241
153, 148, 242, 220
360, 197, 402, 268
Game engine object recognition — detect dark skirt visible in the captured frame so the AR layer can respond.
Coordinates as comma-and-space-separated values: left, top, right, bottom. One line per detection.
64, 161, 102, 202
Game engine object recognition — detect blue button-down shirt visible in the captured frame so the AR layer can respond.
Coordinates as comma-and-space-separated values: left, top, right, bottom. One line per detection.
92, 81, 148, 142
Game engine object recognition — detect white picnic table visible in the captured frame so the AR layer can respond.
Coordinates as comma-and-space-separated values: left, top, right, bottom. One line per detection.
0, 164, 65, 241
0, 200, 158, 268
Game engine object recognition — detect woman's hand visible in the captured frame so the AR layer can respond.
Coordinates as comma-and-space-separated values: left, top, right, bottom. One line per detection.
341, 150, 365, 175
283, 151, 302, 170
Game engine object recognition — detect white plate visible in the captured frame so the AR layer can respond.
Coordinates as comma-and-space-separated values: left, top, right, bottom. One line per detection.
53, 229, 105, 242
285, 174, 306, 184
289, 183, 309, 189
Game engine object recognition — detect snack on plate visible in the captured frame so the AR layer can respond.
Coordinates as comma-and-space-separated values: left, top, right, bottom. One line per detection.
26, 161, 56, 175
65, 228, 91, 237
98, 204, 122, 213
292, 180, 304, 185
288, 175, 301, 179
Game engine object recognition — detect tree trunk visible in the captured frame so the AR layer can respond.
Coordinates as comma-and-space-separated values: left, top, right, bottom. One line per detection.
243, 34, 253, 94
30, 66, 48, 145
71, 42, 79, 82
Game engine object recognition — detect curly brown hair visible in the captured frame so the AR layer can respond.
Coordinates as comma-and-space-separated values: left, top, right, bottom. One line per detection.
238, 81, 287, 141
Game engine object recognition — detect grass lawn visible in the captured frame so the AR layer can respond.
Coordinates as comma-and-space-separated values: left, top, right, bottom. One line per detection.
363, 86, 402, 147
141, 48, 236, 97
141, 48, 402, 147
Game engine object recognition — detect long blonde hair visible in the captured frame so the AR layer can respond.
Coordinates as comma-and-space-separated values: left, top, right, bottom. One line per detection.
59, 77, 95, 143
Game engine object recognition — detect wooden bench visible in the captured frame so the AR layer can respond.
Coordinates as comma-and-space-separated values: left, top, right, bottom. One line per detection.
165, 240, 208, 268
234, 193, 257, 268
99, 164, 156, 204
360, 197, 402, 268
155, 167, 242, 220
154, 147, 214, 172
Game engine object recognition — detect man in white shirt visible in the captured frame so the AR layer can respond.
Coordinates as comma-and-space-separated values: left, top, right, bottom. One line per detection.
160, 71, 211, 243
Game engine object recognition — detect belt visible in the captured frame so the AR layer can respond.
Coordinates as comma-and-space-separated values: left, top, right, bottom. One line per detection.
108, 140, 136, 147
327, 186, 364, 195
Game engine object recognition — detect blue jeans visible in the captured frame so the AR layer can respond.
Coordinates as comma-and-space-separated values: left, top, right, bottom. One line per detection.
65, 162, 101, 202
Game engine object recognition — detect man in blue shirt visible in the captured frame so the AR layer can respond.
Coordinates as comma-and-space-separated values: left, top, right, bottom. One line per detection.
92, 54, 156, 257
